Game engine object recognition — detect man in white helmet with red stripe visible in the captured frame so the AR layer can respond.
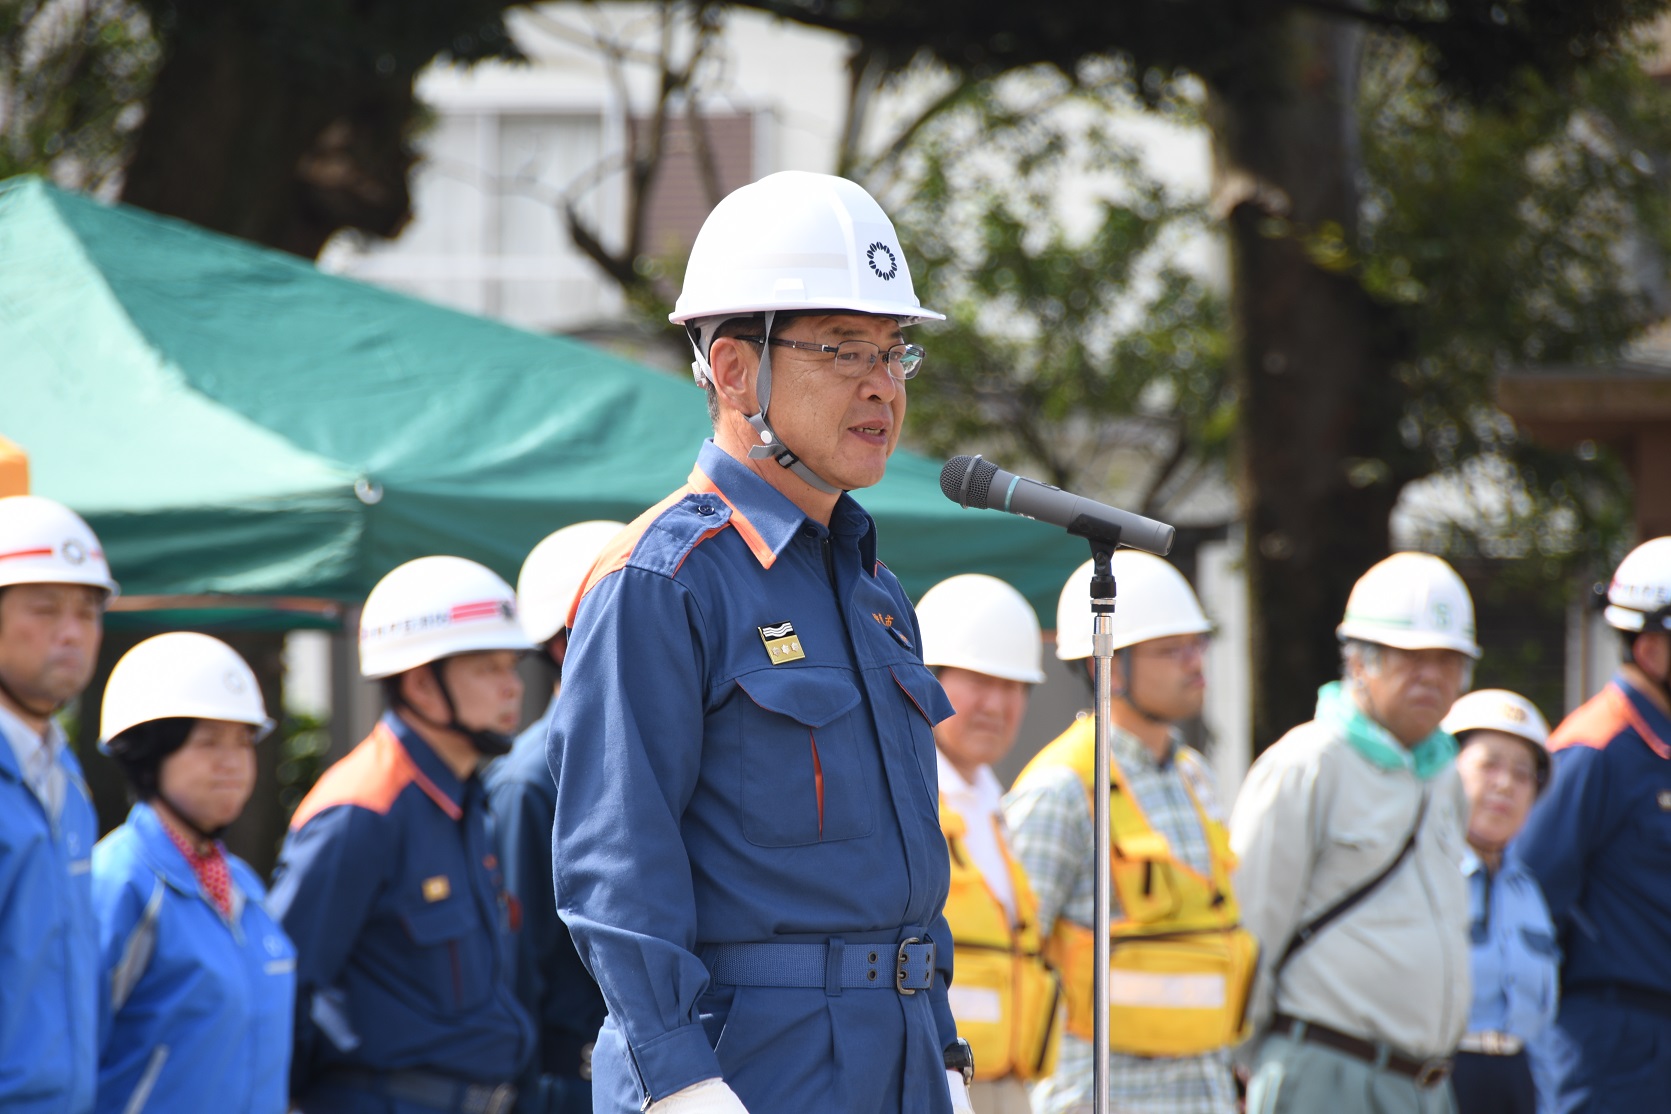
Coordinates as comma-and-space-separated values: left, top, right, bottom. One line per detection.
1232, 553, 1477, 1114
270, 556, 535, 1114
1513, 537, 1671, 1113
0, 495, 117, 1114
549, 171, 972, 1114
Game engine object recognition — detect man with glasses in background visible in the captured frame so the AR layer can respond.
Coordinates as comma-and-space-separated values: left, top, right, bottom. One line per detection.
548, 172, 973, 1114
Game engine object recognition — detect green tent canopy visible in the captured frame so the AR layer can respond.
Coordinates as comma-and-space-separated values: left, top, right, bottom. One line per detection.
0, 175, 1087, 622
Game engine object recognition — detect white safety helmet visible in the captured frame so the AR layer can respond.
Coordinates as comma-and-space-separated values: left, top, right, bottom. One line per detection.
517, 520, 625, 645
1603, 536, 1671, 634
99, 632, 274, 749
917, 574, 1046, 684
359, 556, 534, 680
670, 172, 944, 497
1442, 688, 1552, 790
1055, 552, 1212, 662
1336, 552, 1480, 658
670, 171, 944, 343
0, 495, 119, 598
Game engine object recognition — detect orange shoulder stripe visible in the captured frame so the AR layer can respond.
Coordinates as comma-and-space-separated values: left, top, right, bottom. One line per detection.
688, 465, 776, 569
289, 723, 463, 829
566, 486, 692, 629
1546, 683, 1665, 757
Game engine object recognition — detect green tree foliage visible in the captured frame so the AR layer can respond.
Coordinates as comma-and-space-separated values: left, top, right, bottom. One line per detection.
0, 0, 158, 189
864, 64, 1230, 515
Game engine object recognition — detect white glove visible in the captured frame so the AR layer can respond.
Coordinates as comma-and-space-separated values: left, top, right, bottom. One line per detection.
947, 1068, 976, 1114
646, 1078, 752, 1114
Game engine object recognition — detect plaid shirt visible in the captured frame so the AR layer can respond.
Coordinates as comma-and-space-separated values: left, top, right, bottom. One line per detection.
1003, 717, 1236, 1114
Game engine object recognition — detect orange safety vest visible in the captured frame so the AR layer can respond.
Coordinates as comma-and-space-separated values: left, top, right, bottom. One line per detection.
940, 793, 1063, 1081
1013, 717, 1258, 1057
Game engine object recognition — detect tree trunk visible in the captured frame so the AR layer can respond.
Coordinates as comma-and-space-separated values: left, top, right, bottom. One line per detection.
1207, 12, 1408, 753
120, 10, 417, 258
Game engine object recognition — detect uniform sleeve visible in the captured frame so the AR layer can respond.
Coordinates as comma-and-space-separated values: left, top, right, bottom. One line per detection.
1512, 745, 1616, 936
267, 805, 393, 1093
90, 842, 151, 1056
486, 770, 557, 1034
550, 566, 719, 1104
1004, 768, 1092, 936
1227, 745, 1320, 1035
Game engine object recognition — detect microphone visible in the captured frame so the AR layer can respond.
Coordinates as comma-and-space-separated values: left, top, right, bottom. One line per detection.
939, 455, 1175, 556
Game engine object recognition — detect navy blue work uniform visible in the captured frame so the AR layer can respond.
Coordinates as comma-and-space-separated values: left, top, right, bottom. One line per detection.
1513, 675, 1671, 1113
1450, 850, 1558, 1114
549, 440, 961, 1114
0, 703, 98, 1114
484, 699, 604, 1114
270, 713, 534, 1114
93, 801, 296, 1114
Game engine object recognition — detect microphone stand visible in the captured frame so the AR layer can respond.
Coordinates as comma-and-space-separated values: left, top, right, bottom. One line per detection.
1086, 538, 1119, 1114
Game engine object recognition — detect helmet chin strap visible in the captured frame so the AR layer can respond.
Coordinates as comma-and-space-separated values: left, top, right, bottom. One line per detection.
426, 661, 513, 758
692, 310, 845, 497
1115, 647, 1171, 726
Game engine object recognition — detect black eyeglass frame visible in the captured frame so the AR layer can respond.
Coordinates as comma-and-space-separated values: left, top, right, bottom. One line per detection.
733, 336, 926, 380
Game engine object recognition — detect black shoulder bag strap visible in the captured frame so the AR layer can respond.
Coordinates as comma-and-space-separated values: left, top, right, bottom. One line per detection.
1271, 790, 1430, 981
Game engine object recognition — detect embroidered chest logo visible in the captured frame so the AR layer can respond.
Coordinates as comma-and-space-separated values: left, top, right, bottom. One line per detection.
873, 612, 911, 649
758, 621, 806, 664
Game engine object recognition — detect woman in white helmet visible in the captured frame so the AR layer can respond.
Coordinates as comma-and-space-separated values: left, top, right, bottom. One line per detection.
92, 632, 295, 1114
268, 556, 535, 1114
916, 574, 1060, 1114
1441, 690, 1558, 1114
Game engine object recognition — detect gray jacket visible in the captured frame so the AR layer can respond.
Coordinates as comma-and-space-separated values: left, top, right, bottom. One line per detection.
1228, 717, 1472, 1059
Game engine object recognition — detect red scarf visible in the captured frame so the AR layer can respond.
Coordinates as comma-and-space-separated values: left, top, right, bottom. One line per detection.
160, 818, 233, 918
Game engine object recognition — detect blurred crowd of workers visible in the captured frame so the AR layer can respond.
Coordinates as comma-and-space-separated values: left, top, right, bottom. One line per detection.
3, 170, 1671, 1114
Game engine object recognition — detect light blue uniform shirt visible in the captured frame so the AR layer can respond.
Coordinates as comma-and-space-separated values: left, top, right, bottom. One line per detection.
1463, 849, 1559, 1041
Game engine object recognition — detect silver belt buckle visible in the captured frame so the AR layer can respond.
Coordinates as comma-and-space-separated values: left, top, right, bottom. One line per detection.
468, 1083, 517, 1114
896, 936, 922, 995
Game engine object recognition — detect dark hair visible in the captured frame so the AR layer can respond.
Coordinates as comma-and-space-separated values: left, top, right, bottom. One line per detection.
705, 317, 765, 425
105, 717, 194, 800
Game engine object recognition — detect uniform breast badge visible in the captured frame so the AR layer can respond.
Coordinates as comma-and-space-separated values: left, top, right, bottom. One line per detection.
758, 621, 806, 664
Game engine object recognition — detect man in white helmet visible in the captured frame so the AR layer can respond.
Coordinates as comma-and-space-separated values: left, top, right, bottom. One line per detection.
485, 521, 623, 1114
270, 556, 535, 1114
549, 171, 972, 1114
916, 574, 1062, 1114
1005, 552, 1253, 1114
1231, 552, 1477, 1114
0, 494, 116, 1114
1513, 537, 1671, 1113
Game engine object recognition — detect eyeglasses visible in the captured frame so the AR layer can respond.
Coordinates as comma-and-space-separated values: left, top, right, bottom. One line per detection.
735, 336, 925, 380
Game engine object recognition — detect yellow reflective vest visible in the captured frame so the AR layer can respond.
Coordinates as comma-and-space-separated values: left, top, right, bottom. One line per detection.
940, 792, 1063, 1081
1013, 718, 1258, 1058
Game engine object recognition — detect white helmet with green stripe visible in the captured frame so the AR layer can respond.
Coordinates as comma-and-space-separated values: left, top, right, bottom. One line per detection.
1336, 552, 1480, 658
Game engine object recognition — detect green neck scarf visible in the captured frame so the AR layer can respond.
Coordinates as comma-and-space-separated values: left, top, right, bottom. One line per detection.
1315, 681, 1457, 781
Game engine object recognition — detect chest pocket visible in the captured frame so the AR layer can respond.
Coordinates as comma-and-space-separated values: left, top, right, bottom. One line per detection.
889, 663, 955, 807
735, 667, 875, 847
402, 896, 491, 1012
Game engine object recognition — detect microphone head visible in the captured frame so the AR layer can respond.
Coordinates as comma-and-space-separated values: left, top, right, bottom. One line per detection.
940, 455, 999, 509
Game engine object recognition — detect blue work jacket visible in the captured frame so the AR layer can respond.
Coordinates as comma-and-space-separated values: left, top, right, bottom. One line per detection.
550, 440, 960, 1114
484, 698, 606, 1108
92, 801, 296, 1114
0, 712, 98, 1114
1462, 849, 1558, 1042
1514, 675, 1671, 998
269, 713, 534, 1103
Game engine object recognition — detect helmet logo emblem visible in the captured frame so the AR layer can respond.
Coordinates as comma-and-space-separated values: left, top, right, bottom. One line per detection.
866, 242, 898, 281
62, 539, 86, 566
224, 670, 246, 694
1433, 602, 1450, 628
1502, 703, 1527, 722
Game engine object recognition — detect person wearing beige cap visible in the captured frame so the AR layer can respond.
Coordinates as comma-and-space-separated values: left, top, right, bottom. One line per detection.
1440, 689, 1558, 1114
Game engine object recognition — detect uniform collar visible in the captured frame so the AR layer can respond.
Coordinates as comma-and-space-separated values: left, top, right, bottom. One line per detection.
1111, 720, 1178, 772
131, 801, 224, 895
935, 750, 1003, 814
0, 699, 64, 785
382, 710, 470, 815
1611, 673, 1671, 760
694, 440, 878, 571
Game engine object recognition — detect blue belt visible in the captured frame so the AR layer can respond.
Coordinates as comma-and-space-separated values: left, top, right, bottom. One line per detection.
703, 935, 937, 996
